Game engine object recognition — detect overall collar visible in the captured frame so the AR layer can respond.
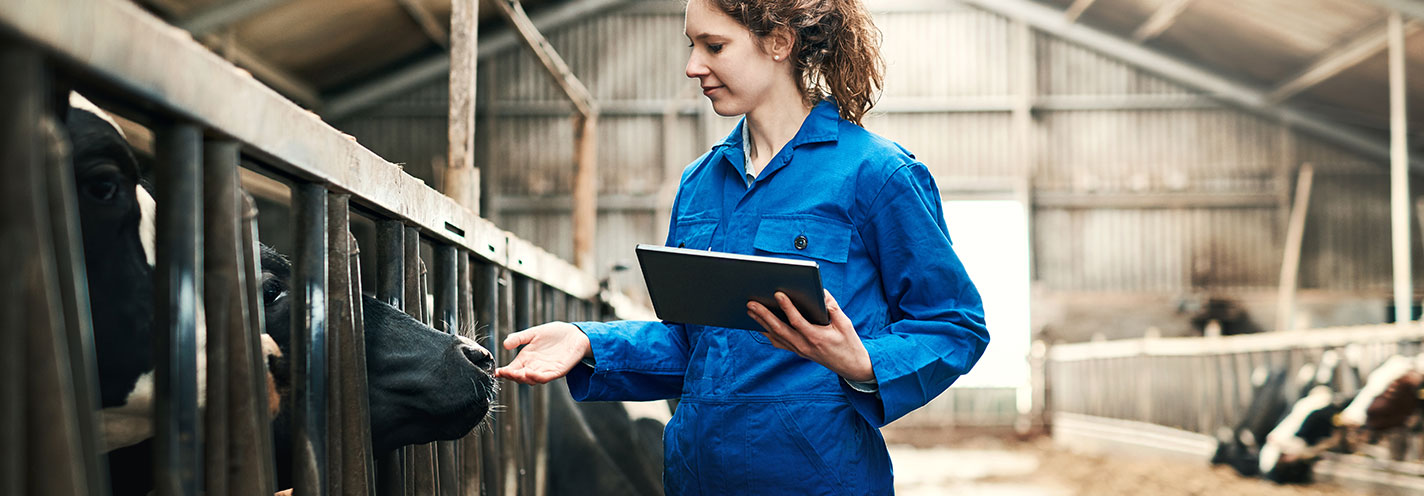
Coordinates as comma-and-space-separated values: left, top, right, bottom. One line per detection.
713, 99, 842, 183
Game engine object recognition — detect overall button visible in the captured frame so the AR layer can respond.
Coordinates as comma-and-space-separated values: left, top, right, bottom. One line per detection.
794, 234, 808, 250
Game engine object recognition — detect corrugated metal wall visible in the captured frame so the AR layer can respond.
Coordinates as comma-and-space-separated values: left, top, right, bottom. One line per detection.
335, 0, 1420, 314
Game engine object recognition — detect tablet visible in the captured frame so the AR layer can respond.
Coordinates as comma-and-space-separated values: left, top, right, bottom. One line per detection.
635, 244, 829, 331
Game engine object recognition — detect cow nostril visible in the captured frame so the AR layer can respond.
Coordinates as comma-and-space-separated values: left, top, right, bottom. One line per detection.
461, 344, 495, 373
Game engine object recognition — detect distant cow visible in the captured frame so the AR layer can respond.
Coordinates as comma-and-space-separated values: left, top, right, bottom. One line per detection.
1212, 366, 1290, 477
64, 96, 497, 494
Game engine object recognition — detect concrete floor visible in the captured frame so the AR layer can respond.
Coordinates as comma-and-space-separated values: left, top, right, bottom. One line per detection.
890, 445, 1072, 496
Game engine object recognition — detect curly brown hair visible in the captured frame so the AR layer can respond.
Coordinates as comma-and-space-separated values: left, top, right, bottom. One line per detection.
708, 0, 884, 125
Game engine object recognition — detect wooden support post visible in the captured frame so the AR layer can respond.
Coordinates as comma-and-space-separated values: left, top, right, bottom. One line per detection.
1390, 12, 1413, 326
446, 0, 480, 214
572, 114, 599, 271
493, 0, 600, 271
1276, 164, 1313, 332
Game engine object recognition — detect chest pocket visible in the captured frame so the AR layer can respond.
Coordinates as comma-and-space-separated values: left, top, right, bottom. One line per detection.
752, 215, 852, 264
671, 218, 718, 250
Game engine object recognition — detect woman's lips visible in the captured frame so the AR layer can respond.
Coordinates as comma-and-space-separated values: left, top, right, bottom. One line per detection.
702, 86, 722, 96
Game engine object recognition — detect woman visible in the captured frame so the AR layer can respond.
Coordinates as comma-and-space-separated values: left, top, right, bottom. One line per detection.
495, 0, 990, 493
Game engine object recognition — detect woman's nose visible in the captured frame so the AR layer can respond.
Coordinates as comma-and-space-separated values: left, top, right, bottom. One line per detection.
686, 52, 709, 79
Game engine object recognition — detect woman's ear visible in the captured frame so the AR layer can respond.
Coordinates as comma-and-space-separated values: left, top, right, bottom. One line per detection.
768, 26, 795, 62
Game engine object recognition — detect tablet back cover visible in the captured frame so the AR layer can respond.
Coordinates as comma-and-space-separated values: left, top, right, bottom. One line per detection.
636, 244, 828, 331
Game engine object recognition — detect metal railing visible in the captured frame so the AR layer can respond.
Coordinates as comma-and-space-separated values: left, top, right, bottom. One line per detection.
0, 0, 645, 494
1047, 323, 1424, 487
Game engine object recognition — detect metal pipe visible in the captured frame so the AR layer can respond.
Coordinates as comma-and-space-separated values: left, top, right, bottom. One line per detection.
238, 192, 278, 494
153, 121, 204, 496
476, 262, 503, 495
292, 182, 329, 495
343, 230, 377, 492
457, 253, 483, 494
374, 220, 405, 496
434, 245, 460, 496
404, 226, 438, 494
324, 193, 352, 495
201, 140, 242, 496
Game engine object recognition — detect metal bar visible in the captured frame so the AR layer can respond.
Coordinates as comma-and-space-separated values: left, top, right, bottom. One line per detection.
322, 0, 633, 119
343, 229, 378, 494
1391, 12, 1413, 326
405, 226, 438, 494
202, 140, 243, 496
513, 278, 534, 496
325, 193, 352, 495
3, 43, 91, 496
435, 245, 460, 496
476, 263, 503, 496
42, 68, 106, 496
374, 219, 405, 496
153, 121, 203, 496
456, 253, 482, 495
292, 182, 330, 495
237, 192, 278, 495
957, 0, 1424, 170
499, 271, 520, 496
533, 287, 554, 496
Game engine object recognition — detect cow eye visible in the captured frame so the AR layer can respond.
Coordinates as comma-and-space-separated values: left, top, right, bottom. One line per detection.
85, 179, 119, 201
261, 272, 287, 306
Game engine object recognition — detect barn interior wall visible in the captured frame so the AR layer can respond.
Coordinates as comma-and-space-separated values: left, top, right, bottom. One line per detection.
334, 0, 1420, 343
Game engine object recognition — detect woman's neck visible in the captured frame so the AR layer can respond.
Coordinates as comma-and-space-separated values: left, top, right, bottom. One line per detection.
744, 90, 812, 175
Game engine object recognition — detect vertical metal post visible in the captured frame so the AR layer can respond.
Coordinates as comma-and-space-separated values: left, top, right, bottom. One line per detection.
2, 43, 98, 496
292, 182, 329, 496
513, 277, 535, 496
499, 271, 519, 496
529, 285, 549, 496
41, 75, 106, 496
457, 253, 482, 495
344, 229, 377, 493
238, 193, 278, 495
325, 193, 354, 495
154, 121, 203, 496
475, 262, 503, 495
375, 220, 406, 496
1390, 12, 1413, 326
404, 227, 438, 494
202, 140, 242, 496
434, 245, 460, 496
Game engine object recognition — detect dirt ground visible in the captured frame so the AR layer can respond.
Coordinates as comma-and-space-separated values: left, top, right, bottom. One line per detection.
885, 433, 1368, 496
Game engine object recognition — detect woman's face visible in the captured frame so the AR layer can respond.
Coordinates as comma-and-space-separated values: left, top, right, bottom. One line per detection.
684, 0, 783, 116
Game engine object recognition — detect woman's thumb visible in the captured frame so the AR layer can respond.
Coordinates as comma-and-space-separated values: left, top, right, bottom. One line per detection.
503, 330, 535, 350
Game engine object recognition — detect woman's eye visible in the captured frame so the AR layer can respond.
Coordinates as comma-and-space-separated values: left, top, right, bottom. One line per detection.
708, 44, 723, 53
85, 180, 119, 201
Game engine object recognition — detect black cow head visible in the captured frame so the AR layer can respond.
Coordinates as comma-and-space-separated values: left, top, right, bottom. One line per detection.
66, 95, 160, 452
256, 244, 496, 458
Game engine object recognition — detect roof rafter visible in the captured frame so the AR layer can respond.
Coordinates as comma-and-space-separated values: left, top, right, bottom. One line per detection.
394, 0, 449, 48
1267, 18, 1422, 104
323, 0, 636, 120
1063, 0, 1097, 24
180, 0, 289, 36
958, 0, 1423, 170
1131, 0, 1195, 42
1363, 0, 1424, 22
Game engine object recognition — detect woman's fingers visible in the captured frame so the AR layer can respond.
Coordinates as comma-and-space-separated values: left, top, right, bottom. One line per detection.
774, 292, 812, 328
502, 329, 536, 350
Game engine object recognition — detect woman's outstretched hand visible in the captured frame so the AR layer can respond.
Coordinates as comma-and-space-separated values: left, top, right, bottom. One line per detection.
747, 290, 875, 383
494, 322, 592, 385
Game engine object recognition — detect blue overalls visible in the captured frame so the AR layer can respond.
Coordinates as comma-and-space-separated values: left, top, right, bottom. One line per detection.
568, 100, 989, 495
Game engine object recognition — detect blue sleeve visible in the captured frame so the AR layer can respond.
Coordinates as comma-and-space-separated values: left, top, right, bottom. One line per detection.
565, 320, 689, 401
845, 163, 990, 427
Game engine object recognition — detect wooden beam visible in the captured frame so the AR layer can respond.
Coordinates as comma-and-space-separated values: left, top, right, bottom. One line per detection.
1275, 163, 1313, 332
180, 0, 288, 36
957, 0, 1424, 170
202, 32, 321, 108
1063, 0, 1097, 23
1389, 12, 1412, 326
394, 0, 448, 49
444, 0, 478, 213
1364, 0, 1424, 22
491, 0, 596, 118
323, 0, 631, 120
1267, 19, 1422, 104
1131, 0, 1194, 42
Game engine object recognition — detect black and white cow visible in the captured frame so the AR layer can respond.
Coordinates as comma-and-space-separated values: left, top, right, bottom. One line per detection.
1212, 365, 1291, 477
64, 95, 497, 494
1257, 349, 1361, 484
